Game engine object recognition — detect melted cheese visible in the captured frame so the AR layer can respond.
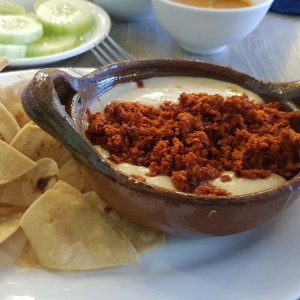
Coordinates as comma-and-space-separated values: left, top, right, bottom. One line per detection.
91, 77, 286, 195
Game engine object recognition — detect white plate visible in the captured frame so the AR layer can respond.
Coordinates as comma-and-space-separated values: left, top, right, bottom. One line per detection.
0, 69, 300, 300
6, 1, 111, 67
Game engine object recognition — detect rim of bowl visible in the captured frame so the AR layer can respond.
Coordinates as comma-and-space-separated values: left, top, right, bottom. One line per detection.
152, 0, 274, 13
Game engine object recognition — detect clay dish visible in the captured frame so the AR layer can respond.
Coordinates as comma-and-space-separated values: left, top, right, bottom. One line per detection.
22, 59, 300, 236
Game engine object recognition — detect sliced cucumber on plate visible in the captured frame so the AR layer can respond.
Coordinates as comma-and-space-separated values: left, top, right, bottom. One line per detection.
0, 0, 96, 59
0, 44, 26, 59
0, 14, 43, 44
35, 0, 95, 36
27, 35, 77, 57
0, 2, 26, 15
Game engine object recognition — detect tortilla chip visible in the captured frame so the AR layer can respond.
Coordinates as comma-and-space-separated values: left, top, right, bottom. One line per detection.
10, 123, 72, 167
0, 139, 37, 185
16, 240, 41, 268
0, 204, 25, 215
0, 102, 20, 143
0, 158, 58, 207
0, 205, 25, 244
58, 157, 91, 193
0, 79, 31, 127
20, 181, 139, 271
84, 191, 165, 253
105, 210, 165, 253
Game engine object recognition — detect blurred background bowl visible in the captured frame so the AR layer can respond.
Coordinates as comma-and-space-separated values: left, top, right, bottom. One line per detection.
92, 0, 153, 21
151, 0, 274, 55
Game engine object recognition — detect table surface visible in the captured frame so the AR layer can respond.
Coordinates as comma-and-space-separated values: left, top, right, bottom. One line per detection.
5, 8, 300, 83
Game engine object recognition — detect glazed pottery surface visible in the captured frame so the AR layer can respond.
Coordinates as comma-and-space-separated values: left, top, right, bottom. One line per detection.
22, 59, 300, 236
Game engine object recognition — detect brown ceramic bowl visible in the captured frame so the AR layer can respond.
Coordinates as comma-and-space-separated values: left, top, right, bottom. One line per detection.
22, 59, 300, 236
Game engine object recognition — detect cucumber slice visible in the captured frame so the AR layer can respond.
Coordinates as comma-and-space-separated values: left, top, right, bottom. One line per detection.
0, 44, 26, 59
36, 0, 95, 36
0, 2, 26, 15
27, 35, 77, 57
0, 15, 43, 44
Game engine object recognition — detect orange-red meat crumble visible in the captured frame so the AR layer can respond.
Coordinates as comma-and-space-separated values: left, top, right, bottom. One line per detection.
85, 92, 300, 196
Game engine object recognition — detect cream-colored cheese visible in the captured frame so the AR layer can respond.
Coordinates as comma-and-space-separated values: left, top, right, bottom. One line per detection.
90, 76, 263, 113
91, 77, 286, 195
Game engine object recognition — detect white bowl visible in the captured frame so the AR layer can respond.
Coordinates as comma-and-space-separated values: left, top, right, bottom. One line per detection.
152, 0, 274, 55
93, 0, 153, 21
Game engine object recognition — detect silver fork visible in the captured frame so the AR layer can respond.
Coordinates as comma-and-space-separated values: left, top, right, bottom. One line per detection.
70, 35, 134, 76
91, 34, 135, 65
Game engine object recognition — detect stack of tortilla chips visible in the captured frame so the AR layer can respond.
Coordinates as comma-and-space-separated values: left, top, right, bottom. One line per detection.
0, 76, 165, 271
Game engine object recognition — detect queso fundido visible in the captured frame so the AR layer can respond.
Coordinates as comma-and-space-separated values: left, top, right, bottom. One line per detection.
86, 78, 300, 197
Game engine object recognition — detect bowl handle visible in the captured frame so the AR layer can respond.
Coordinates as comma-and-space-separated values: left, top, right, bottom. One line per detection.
22, 68, 111, 175
264, 80, 300, 111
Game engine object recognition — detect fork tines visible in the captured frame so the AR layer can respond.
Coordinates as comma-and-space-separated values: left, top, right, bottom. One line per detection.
91, 34, 135, 65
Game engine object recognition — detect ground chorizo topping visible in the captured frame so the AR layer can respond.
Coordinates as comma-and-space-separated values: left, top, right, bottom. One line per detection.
85, 92, 300, 196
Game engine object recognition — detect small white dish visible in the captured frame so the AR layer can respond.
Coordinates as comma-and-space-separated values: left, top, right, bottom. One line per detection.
152, 0, 274, 55
7, 2, 111, 67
